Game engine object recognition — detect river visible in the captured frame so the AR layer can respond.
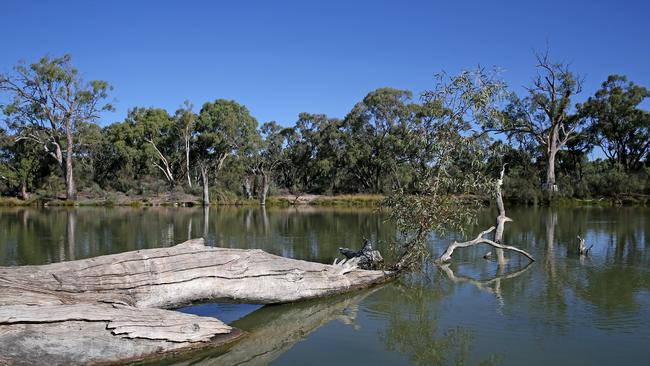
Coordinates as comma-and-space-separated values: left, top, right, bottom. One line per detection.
0, 206, 648, 365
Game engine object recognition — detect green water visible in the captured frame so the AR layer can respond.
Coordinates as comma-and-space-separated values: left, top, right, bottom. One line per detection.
1, 206, 649, 365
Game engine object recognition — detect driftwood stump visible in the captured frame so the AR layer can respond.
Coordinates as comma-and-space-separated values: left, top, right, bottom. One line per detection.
436, 166, 535, 264
0, 238, 389, 366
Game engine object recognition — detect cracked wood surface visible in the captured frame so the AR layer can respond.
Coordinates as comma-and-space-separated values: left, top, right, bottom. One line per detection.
0, 238, 389, 365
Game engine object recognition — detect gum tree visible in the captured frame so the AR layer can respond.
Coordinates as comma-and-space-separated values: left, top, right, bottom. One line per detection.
195, 99, 257, 205
0, 54, 112, 200
485, 52, 584, 192
386, 67, 506, 270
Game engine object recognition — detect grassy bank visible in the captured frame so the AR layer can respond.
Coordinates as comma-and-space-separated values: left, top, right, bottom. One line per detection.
0, 193, 386, 208
2, 192, 648, 208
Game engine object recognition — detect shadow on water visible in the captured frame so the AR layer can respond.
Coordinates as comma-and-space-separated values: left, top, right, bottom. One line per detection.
137, 288, 384, 366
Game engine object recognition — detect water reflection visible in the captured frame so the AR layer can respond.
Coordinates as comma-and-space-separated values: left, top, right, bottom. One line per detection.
370, 275, 501, 366
1, 206, 650, 365
142, 289, 382, 366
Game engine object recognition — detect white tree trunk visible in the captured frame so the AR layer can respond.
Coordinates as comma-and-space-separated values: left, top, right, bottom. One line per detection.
437, 167, 534, 264
200, 165, 209, 206
65, 124, 76, 200
259, 172, 269, 205
185, 136, 192, 188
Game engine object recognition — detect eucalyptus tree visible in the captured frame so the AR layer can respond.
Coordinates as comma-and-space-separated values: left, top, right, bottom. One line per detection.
0, 129, 42, 199
579, 75, 650, 172
385, 68, 506, 270
175, 101, 196, 187
0, 54, 113, 200
126, 107, 179, 186
283, 113, 344, 194
195, 99, 258, 205
485, 52, 584, 192
341, 88, 415, 194
251, 121, 285, 205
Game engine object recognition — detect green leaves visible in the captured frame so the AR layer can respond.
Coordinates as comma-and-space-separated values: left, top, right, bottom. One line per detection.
385, 68, 506, 270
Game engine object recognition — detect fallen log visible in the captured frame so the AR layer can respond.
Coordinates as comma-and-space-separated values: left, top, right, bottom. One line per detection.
0, 238, 390, 366
436, 166, 535, 264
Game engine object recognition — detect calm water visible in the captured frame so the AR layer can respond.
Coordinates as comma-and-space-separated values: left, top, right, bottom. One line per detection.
1, 206, 649, 365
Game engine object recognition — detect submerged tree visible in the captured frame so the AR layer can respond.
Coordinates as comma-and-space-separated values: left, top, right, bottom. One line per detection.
385, 67, 506, 271
0, 54, 113, 200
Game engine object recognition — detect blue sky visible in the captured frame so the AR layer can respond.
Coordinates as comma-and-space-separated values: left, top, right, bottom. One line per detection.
2, 0, 649, 127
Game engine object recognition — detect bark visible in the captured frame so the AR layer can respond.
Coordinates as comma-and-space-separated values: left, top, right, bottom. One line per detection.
19, 180, 29, 200
65, 122, 77, 200
186, 136, 192, 188
200, 165, 209, 206
146, 138, 175, 186
544, 143, 559, 192
0, 238, 389, 365
243, 176, 253, 200
493, 165, 509, 265
259, 172, 269, 206
436, 227, 535, 263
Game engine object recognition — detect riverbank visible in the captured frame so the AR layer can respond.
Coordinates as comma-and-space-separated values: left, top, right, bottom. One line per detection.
1, 192, 648, 208
0, 193, 386, 208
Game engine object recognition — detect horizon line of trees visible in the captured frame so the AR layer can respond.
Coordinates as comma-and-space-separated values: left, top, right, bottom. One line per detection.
1, 52, 649, 205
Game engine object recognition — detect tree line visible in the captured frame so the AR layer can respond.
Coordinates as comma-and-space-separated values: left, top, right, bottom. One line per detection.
1, 53, 648, 205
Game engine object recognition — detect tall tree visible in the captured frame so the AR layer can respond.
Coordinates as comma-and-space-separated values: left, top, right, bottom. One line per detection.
251, 121, 285, 205
342, 88, 415, 193
128, 107, 179, 186
579, 75, 650, 172
486, 52, 584, 192
0, 129, 42, 199
195, 99, 258, 205
386, 68, 506, 270
0, 54, 112, 200
175, 101, 196, 188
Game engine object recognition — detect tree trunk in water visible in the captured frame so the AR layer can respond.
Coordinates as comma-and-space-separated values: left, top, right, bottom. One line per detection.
437, 167, 535, 264
0, 238, 389, 365
200, 165, 209, 206
259, 172, 269, 205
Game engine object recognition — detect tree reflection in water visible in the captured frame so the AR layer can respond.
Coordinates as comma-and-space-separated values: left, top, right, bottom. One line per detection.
369, 271, 502, 366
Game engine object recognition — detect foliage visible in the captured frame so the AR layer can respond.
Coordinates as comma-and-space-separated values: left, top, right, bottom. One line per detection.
384, 68, 506, 270
0, 53, 649, 211
0, 54, 113, 199
578, 75, 650, 172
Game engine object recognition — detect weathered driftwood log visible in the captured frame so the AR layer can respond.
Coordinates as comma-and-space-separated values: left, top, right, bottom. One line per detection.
436, 166, 535, 264
0, 238, 389, 366
577, 235, 593, 255
436, 226, 535, 263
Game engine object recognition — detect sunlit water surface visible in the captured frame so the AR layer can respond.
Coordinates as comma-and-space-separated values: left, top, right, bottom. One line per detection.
1, 206, 648, 365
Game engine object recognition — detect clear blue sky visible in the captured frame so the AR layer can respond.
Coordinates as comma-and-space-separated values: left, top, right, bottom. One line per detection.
2, 0, 649, 127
